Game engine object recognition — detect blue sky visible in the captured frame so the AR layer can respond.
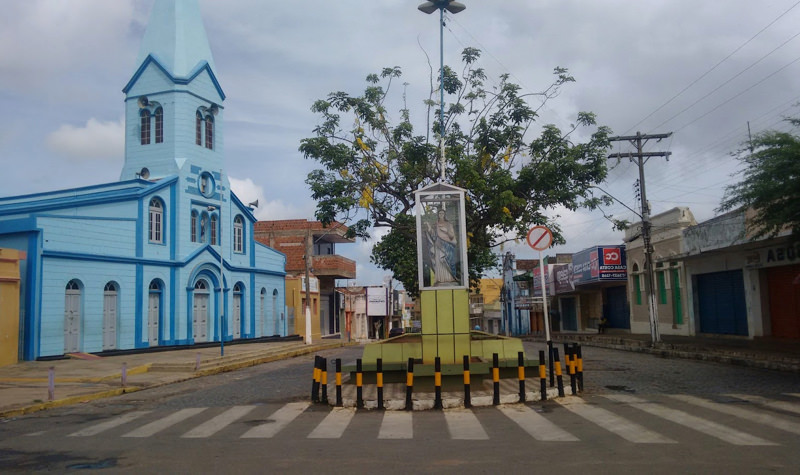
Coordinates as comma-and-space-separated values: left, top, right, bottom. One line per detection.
2, 0, 799, 285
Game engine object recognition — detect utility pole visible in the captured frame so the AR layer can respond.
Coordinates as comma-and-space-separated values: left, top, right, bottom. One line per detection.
304, 225, 312, 345
608, 131, 672, 345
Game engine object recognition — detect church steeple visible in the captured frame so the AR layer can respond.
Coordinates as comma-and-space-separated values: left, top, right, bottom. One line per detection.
120, 0, 225, 182
134, 0, 217, 78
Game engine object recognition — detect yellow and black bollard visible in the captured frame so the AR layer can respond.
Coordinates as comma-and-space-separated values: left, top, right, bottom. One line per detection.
321, 357, 329, 404
356, 358, 364, 409
311, 355, 321, 403
377, 358, 384, 410
538, 350, 547, 401
568, 346, 577, 395
576, 345, 584, 392
335, 358, 343, 407
492, 353, 500, 406
405, 357, 414, 411
463, 355, 471, 409
434, 356, 443, 409
553, 348, 565, 397
518, 351, 526, 403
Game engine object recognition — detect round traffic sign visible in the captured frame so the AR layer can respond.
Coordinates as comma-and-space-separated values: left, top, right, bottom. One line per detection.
526, 225, 553, 251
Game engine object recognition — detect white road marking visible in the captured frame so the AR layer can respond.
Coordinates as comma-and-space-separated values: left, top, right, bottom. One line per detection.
604, 394, 776, 446
69, 411, 151, 437
444, 409, 488, 440
558, 397, 674, 443
378, 411, 413, 439
498, 405, 578, 441
726, 394, 800, 416
670, 394, 800, 436
122, 408, 206, 438
182, 405, 257, 438
241, 402, 310, 439
307, 407, 356, 439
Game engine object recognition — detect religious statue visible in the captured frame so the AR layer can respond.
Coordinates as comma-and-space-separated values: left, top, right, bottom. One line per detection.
424, 207, 459, 285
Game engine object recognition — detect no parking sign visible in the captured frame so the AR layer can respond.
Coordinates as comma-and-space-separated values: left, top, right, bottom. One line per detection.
526, 226, 553, 251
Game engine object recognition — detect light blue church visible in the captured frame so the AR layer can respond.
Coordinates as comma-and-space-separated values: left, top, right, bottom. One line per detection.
0, 0, 287, 360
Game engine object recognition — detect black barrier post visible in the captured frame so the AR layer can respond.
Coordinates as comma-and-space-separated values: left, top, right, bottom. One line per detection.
518, 351, 526, 403
335, 358, 343, 407
538, 350, 547, 401
553, 348, 565, 397
548, 340, 555, 387
492, 353, 500, 406
434, 356, 443, 409
463, 355, 471, 409
405, 358, 414, 411
321, 357, 329, 404
576, 345, 584, 392
377, 358, 384, 410
356, 358, 364, 409
311, 355, 321, 403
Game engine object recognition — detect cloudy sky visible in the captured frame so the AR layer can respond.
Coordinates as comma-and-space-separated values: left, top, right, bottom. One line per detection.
2, 0, 799, 285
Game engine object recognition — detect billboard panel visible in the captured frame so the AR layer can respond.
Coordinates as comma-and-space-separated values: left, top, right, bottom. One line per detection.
366, 286, 387, 316
572, 246, 627, 285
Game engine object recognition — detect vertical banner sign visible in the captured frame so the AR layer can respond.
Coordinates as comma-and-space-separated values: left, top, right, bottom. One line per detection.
526, 226, 553, 342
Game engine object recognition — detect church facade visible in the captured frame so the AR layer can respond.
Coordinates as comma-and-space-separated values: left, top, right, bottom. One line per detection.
0, 0, 287, 361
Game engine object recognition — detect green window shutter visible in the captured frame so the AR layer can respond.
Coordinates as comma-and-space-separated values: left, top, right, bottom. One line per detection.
657, 271, 667, 304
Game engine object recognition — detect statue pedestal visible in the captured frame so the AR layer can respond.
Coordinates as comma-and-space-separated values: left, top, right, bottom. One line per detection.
420, 289, 470, 365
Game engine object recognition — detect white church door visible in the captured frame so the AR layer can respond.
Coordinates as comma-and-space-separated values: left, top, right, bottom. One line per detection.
193, 279, 209, 342
102, 282, 118, 350
233, 283, 242, 339
148, 280, 161, 346
64, 280, 82, 353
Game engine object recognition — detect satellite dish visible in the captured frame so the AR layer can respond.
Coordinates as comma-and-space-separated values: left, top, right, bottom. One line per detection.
139, 167, 150, 179
138, 96, 149, 108
248, 199, 258, 209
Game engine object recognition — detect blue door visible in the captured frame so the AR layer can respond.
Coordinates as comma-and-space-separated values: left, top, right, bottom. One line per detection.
605, 285, 630, 329
697, 270, 748, 335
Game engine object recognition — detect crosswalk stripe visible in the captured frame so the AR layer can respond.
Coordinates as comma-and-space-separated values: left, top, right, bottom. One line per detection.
181, 406, 257, 438
604, 394, 776, 446
240, 402, 310, 439
69, 411, 151, 437
497, 405, 578, 441
308, 407, 356, 439
378, 411, 413, 439
670, 394, 800, 436
122, 408, 207, 438
444, 409, 488, 440
726, 394, 800, 416
557, 397, 674, 443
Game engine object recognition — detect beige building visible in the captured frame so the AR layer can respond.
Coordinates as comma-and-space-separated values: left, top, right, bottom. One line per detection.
0, 248, 24, 366
625, 207, 696, 336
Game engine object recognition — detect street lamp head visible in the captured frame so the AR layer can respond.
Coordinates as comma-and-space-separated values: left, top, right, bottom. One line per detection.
418, 1, 466, 15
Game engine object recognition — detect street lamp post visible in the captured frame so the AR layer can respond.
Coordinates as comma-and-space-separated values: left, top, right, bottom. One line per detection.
208, 204, 224, 356
418, 0, 466, 181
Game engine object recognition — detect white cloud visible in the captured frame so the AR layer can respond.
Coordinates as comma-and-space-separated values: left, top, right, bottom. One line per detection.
229, 176, 313, 220
45, 118, 124, 162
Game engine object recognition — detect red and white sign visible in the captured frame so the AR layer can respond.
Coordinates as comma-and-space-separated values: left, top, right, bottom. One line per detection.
526, 226, 553, 251
603, 247, 622, 265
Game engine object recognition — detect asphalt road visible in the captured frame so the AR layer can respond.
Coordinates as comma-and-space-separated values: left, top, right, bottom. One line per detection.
1, 343, 799, 474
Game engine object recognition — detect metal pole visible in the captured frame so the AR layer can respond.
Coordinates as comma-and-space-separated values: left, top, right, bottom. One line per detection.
439, 6, 446, 181
635, 133, 660, 345
219, 170, 225, 356
304, 225, 312, 345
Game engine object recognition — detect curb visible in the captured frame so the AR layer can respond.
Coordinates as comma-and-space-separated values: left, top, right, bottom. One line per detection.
0, 341, 355, 419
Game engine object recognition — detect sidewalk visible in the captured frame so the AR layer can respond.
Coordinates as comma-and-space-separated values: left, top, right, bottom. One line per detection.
0, 340, 352, 419
529, 332, 800, 373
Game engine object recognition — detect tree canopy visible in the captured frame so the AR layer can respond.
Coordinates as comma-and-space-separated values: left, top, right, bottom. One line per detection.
299, 48, 612, 294
719, 118, 800, 241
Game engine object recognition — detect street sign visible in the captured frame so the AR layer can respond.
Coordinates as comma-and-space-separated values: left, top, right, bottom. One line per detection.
526, 226, 553, 251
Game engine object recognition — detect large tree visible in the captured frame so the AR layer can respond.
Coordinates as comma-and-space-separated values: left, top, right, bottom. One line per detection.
719, 118, 800, 241
300, 48, 611, 294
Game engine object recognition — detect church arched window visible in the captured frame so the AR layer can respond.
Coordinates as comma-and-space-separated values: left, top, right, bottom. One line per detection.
140, 109, 151, 145
205, 115, 214, 150
196, 112, 203, 146
154, 107, 163, 143
148, 198, 164, 244
233, 215, 244, 253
